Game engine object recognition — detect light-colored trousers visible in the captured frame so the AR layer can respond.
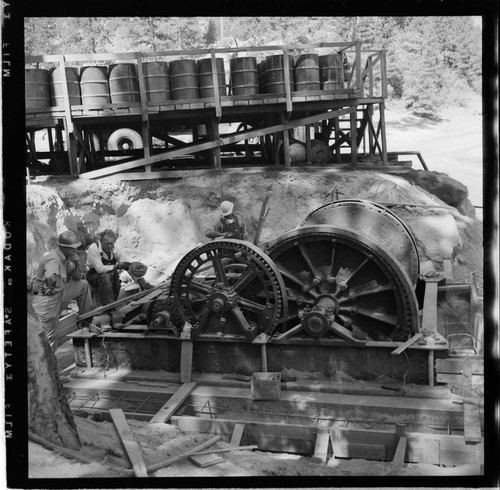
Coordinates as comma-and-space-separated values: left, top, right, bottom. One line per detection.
31, 279, 94, 348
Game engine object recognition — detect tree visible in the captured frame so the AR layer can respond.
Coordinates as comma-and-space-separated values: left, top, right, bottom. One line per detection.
28, 314, 80, 449
204, 19, 218, 46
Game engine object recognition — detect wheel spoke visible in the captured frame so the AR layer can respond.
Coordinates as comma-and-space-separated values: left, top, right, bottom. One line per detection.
237, 297, 267, 314
339, 284, 393, 304
298, 244, 321, 281
230, 305, 254, 336
355, 308, 398, 326
232, 267, 259, 292
334, 255, 372, 298
211, 253, 228, 285
187, 280, 212, 295
277, 265, 319, 299
329, 239, 336, 275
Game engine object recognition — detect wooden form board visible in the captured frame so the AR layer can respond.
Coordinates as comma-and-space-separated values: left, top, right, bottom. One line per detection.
463, 402, 482, 443
422, 280, 439, 333
109, 408, 148, 477
435, 358, 484, 375
171, 415, 482, 466
149, 382, 197, 424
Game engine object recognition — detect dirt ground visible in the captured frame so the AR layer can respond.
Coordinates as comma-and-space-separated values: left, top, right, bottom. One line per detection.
28, 415, 483, 479
25, 104, 486, 482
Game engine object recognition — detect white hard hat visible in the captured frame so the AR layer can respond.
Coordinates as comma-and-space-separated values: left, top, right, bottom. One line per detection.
220, 201, 234, 216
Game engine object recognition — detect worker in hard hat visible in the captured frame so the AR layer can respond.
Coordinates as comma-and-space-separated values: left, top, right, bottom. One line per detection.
205, 200, 247, 240
31, 230, 95, 348
86, 229, 152, 306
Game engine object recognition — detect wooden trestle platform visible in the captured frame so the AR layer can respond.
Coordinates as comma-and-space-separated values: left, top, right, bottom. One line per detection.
25, 41, 428, 179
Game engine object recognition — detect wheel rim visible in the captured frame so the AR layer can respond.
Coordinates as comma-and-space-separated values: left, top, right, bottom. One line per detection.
171, 239, 287, 340
298, 199, 420, 286
263, 226, 419, 341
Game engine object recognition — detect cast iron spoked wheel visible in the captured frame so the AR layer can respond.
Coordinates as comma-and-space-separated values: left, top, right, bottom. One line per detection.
298, 199, 420, 286
171, 239, 288, 341
263, 226, 419, 342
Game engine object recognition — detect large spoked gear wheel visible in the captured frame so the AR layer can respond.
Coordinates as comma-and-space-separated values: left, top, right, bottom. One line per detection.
262, 226, 419, 342
171, 239, 288, 341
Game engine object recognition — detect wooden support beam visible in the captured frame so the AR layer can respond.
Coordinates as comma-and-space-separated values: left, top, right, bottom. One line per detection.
422, 280, 439, 334
463, 402, 482, 443
211, 49, 222, 118
79, 107, 356, 179
230, 423, 246, 447
350, 110, 358, 166
135, 53, 152, 172
58, 55, 74, 134
389, 435, 407, 471
281, 113, 290, 168
109, 408, 148, 477
312, 430, 331, 464
57, 312, 78, 339
282, 47, 293, 113
149, 382, 197, 424
180, 337, 194, 383
378, 101, 389, 165
443, 259, 454, 281
391, 333, 423, 356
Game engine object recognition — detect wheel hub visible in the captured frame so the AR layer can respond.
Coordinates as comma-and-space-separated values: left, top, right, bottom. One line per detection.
207, 288, 238, 313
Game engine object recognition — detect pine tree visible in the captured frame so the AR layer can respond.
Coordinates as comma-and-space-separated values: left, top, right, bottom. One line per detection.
204, 19, 218, 46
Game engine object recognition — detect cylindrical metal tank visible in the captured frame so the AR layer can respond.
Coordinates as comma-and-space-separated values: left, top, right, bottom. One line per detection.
265, 54, 294, 94
25, 68, 51, 108
109, 63, 140, 103
197, 58, 226, 98
257, 60, 267, 93
142, 61, 170, 101
50, 67, 81, 107
80, 66, 110, 106
169, 59, 199, 100
294, 54, 320, 92
319, 54, 344, 90
230, 57, 259, 96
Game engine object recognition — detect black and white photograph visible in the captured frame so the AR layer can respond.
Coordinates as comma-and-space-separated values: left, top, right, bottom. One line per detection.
2, 4, 499, 488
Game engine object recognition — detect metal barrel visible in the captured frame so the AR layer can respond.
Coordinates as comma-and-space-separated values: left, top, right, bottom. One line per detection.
169, 59, 199, 100
197, 58, 226, 98
265, 54, 294, 94
257, 60, 267, 93
142, 61, 170, 101
319, 54, 344, 90
109, 63, 140, 103
230, 57, 259, 96
50, 67, 81, 107
294, 54, 320, 92
25, 68, 51, 108
80, 66, 110, 106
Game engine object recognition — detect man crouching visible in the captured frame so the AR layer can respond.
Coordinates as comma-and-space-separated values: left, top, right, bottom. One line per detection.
86, 229, 131, 306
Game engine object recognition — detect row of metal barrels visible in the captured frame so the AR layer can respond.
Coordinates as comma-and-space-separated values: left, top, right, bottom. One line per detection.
26, 53, 348, 108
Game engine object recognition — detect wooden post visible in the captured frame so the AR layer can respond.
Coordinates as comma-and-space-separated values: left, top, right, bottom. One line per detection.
367, 103, 375, 158
261, 344, 268, 372
379, 101, 388, 165
350, 109, 358, 167
312, 430, 331, 464
281, 113, 290, 168
230, 423, 246, 447
282, 46, 292, 113
84, 338, 93, 369
334, 117, 341, 163
210, 49, 222, 118
208, 116, 221, 169
355, 41, 362, 96
301, 124, 310, 164
180, 323, 194, 383
381, 49, 388, 99
149, 382, 197, 424
135, 52, 152, 172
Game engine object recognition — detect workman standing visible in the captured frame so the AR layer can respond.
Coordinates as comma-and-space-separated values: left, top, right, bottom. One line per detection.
205, 201, 247, 240
86, 229, 151, 306
31, 230, 95, 348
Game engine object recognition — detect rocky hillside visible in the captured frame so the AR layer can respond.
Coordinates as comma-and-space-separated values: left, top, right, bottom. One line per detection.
26, 168, 482, 286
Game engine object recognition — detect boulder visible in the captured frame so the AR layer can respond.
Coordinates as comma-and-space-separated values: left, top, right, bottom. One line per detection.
404, 214, 461, 264
399, 169, 469, 207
